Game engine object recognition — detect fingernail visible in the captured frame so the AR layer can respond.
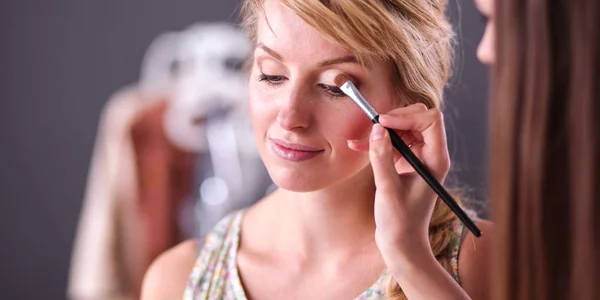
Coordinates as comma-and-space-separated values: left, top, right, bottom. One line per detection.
371, 124, 385, 141
347, 141, 358, 151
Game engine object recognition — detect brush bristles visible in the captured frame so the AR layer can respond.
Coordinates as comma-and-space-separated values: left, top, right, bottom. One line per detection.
334, 74, 353, 88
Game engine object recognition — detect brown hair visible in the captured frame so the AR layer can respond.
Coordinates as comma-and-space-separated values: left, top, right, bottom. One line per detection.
491, 0, 600, 298
241, 0, 462, 299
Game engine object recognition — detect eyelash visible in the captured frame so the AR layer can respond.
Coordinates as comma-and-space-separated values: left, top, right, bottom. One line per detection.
258, 73, 286, 86
318, 84, 346, 98
258, 73, 348, 99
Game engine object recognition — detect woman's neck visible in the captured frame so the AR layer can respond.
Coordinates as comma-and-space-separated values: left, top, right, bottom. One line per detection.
268, 166, 379, 261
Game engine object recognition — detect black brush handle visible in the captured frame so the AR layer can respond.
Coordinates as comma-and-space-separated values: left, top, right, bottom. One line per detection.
373, 116, 482, 237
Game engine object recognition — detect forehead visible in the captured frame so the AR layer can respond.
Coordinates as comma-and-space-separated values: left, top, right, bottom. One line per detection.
256, 0, 353, 61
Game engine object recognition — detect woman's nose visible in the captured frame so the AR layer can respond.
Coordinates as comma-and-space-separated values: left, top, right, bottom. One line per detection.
276, 86, 313, 131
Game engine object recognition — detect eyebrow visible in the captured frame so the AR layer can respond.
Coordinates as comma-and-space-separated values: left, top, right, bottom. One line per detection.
257, 43, 284, 61
319, 56, 359, 67
256, 43, 360, 67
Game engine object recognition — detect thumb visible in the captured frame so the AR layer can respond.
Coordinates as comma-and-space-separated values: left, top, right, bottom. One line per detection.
369, 124, 399, 192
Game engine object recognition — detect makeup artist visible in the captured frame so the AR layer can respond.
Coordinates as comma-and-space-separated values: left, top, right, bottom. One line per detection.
476, 0, 600, 298
142, 0, 494, 299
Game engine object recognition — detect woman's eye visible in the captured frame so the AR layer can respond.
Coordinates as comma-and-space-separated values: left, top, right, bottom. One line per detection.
258, 73, 287, 85
257, 75, 348, 99
319, 84, 346, 98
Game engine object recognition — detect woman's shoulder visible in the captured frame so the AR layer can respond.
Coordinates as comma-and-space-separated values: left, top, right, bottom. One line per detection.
185, 211, 246, 298
457, 219, 495, 300
141, 211, 245, 300
141, 239, 199, 300
200, 210, 245, 251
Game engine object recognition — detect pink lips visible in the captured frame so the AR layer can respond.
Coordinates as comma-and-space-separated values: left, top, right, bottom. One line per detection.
270, 138, 324, 162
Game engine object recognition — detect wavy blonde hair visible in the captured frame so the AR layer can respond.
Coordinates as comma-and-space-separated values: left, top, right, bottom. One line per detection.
241, 0, 458, 298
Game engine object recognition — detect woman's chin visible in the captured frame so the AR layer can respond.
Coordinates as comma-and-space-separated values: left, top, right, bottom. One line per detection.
264, 160, 373, 193
267, 170, 330, 193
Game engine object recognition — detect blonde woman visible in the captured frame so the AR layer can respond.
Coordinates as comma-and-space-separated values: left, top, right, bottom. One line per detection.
142, 0, 493, 299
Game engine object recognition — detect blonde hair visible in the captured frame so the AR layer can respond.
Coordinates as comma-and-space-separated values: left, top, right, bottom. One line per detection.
241, 0, 458, 298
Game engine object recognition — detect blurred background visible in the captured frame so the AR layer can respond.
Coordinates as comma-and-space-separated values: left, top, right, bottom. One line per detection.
0, 1, 489, 299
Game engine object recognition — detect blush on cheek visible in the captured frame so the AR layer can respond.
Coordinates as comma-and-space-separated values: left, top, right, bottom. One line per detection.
332, 108, 373, 177
339, 107, 374, 141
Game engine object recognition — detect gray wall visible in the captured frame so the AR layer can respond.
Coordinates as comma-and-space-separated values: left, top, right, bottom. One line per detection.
0, 1, 488, 299
446, 0, 490, 211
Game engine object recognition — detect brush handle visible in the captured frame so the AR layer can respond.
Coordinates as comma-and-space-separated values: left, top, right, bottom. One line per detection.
373, 116, 482, 237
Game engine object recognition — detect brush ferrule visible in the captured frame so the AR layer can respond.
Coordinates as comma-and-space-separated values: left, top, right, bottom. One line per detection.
340, 81, 379, 120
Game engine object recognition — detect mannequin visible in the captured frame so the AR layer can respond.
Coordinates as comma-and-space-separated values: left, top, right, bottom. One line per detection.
164, 23, 273, 241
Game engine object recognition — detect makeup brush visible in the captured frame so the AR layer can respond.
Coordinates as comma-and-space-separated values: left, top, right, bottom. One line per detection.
334, 74, 482, 238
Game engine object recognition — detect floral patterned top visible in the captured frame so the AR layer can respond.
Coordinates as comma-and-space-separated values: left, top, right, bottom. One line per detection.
184, 210, 470, 299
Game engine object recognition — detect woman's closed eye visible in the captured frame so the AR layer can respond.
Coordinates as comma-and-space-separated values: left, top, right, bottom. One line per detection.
258, 73, 348, 99
318, 84, 346, 99
258, 73, 287, 86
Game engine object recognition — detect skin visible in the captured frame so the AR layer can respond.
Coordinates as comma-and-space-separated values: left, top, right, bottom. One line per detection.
142, 1, 494, 299
475, 0, 496, 64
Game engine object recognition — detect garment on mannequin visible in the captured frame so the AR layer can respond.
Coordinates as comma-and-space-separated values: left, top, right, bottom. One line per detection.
68, 32, 181, 300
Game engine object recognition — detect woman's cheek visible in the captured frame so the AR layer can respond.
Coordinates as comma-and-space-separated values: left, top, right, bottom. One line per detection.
248, 86, 275, 134
334, 91, 397, 143
330, 103, 374, 142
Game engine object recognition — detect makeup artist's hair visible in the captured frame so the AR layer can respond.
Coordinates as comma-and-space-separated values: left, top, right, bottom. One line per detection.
491, 0, 600, 299
241, 0, 460, 299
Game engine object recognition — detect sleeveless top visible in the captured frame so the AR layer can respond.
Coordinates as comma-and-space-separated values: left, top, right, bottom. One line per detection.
184, 210, 468, 300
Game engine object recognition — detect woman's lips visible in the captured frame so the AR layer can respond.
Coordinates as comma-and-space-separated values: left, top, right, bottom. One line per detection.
270, 138, 324, 162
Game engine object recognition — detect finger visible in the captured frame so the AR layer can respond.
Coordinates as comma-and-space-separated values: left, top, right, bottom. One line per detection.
369, 124, 400, 193
380, 109, 450, 179
392, 149, 402, 164
381, 103, 428, 118
351, 127, 418, 153
377, 104, 429, 146
378, 110, 433, 131
351, 138, 404, 165
348, 138, 406, 165
347, 139, 369, 152
378, 109, 445, 146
